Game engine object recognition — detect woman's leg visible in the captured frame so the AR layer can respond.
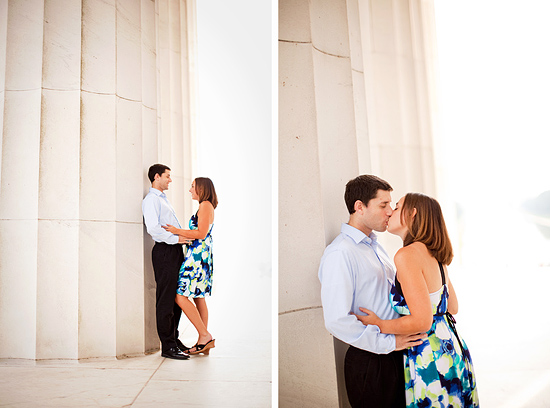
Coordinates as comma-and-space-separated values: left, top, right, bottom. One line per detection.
194, 297, 209, 329
175, 294, 212, 345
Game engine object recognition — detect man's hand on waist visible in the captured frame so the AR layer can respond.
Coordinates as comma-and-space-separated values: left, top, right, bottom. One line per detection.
394, 332, 428, 351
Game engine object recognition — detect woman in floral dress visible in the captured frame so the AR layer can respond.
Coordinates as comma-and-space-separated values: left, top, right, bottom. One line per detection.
164, 177, 217, 355
356, 193, 479, 407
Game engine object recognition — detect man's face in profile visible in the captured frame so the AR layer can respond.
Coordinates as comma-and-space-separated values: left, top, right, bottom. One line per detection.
156, 170, 172, 192
361, 190, 393, 233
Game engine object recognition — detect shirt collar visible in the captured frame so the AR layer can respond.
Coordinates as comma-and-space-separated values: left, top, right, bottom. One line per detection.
341, 223, 378, 245
149, 187, 166, 198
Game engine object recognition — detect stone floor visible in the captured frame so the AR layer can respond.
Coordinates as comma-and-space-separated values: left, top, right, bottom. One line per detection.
0, 331, 271, 408
0, 272, 273, 408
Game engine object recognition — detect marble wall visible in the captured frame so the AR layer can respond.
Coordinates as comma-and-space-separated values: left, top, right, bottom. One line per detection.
0, 0, 196, 360
279, 0, 440, 406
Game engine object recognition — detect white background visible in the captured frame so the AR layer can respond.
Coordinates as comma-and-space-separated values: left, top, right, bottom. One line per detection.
186, 0, 274, 394
435, 1, 550, 406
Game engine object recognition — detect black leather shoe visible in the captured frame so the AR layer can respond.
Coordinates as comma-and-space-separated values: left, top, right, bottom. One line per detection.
161, 347, 190, 360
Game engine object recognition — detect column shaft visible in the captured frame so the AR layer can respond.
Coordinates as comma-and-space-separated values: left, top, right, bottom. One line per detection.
141, 0, 159, 355
279, 0, 440, 405
36, 0, 82, 359
0, 0, 196, 360
0, 0, 44, 359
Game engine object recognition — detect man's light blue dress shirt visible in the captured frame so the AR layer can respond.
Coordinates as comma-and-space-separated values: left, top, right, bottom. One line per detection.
142, 188, 182, 244
319, 223, 400, 354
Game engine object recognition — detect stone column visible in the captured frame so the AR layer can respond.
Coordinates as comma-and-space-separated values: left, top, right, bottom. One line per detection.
279, 0, 358, 406
39, 0, 82, 360
0, 0, 45, 360
142, 0, 161, 356
0, 0, 195, 360
353, 0, 439, 198
156, 0, 194, 218
279, 0, 440, 406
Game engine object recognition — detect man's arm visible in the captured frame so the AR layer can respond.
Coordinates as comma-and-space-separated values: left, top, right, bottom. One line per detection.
319, 250, 396, 354
142, 196, 179, 244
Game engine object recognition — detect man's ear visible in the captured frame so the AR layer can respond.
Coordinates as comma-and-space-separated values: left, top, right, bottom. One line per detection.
354, 200, 364, 213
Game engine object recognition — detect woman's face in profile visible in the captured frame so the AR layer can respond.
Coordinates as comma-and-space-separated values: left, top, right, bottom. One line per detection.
387, 197, 406, 236
189, 180, 199, 201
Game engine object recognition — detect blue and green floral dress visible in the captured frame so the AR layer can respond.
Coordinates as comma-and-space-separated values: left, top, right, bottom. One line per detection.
391, 263, 479, 407
177, 212, 214, 298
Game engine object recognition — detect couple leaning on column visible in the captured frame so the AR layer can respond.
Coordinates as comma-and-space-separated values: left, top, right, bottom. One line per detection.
319, 175, 479, 407
142, 163, 217, 360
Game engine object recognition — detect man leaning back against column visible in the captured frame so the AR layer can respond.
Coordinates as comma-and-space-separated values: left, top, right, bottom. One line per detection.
142, 163, 191, 360
319, 174, 427, 407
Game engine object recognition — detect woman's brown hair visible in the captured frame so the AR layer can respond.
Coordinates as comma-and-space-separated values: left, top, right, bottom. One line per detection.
194, 177, 218, 209
401, 193, 453, 265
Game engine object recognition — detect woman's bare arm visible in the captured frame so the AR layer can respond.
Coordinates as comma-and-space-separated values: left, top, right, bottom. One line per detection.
356, 246, 433, 334
163, 201, 214, 240
445, 266, 459, 315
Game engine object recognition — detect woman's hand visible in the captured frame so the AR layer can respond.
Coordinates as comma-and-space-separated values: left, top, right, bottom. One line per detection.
353, 307, 382, 327
163, 224, 197, 241
178, 236, 193, 244
162, 224, 178, 234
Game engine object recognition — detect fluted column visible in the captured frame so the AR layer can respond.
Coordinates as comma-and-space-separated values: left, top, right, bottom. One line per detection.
141, 0, 161, 355
38, 0, 82, 360
79, 0, 117, 360
0, 0, 44, 360
0, 0, 7, 185
0, 0, 196, 360
279, 0, 440, 406
353, 0, 438, 197
279, 0, 333, 400
115, 0, 145, 358
156, 0, 194, 218
279, 0, 358, 406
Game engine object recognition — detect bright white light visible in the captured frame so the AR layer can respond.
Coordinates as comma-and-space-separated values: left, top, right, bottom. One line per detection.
434, 2, 550, 406
195, 1, 272, 277
192, 0, 272, 375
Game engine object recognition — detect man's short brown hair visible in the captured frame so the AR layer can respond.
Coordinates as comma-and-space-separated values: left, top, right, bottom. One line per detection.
344, 175, 393, 214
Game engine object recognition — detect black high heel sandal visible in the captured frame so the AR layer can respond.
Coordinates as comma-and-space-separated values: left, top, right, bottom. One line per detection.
189, 339, 215, 355
180, 345, 191, 353
176, 340, 192, 353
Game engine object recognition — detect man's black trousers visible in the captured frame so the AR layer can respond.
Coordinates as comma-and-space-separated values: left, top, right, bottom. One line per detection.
152, 242, 184, 352
344, 345, 405, 408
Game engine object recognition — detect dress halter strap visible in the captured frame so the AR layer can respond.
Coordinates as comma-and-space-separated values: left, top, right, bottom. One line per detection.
438, 261, 469, 361
438, 262, 446, 285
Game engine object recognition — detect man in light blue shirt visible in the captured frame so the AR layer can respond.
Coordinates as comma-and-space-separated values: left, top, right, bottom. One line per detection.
142, 185, 182, 245
319, 175, 426, 407
142, 164, 190, 360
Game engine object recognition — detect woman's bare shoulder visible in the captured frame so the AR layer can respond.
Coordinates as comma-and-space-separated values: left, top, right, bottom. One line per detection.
394, 243, 426, 267
198, 201, 215, 211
